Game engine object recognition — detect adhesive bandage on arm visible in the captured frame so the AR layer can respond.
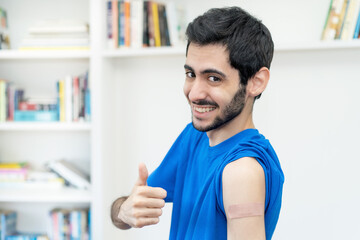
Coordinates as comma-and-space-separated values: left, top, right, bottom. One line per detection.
227, 203, 264, 219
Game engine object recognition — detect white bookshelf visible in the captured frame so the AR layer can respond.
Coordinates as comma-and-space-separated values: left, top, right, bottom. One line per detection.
102, 46, 186, 57
0, 187, 91, 203
0, 50, 90, 59
0, 122, 92, 131
275, 39, 360, 51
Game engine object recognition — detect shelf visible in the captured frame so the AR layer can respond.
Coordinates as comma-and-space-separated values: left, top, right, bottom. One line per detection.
0, 187, 91, 203
0, 50, 90, 60
102, 46, 186, 57
0, 122, 92, 131
102, 40, 360, 58
275, 39, 360, 51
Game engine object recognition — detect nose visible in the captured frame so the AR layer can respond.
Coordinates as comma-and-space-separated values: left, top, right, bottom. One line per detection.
185, 78, 208, 103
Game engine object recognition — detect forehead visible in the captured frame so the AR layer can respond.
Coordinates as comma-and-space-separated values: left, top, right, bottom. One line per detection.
185, 43, 233, 72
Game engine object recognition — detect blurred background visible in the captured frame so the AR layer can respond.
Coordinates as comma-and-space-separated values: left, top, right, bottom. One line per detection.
0, 0, 359, 239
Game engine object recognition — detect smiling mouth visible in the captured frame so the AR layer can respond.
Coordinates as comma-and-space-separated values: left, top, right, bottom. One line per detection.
193, 106, 216, 113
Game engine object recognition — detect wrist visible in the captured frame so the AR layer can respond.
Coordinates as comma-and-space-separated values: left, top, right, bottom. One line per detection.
111, 196, 131, 230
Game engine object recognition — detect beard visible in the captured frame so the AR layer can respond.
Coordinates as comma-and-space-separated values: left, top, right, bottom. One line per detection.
191, 86, 246, 132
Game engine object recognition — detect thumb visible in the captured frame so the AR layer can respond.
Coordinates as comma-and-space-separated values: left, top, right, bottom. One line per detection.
136, 162, 148, 186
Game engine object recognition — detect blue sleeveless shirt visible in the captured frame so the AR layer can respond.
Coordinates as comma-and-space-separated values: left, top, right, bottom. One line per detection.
147, 123, 284, 239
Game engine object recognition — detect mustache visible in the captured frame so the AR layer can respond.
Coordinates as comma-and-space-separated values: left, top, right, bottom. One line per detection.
192, 100, 218, 107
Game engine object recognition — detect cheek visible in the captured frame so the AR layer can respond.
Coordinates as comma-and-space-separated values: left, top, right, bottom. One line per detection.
183, 81, 190, 98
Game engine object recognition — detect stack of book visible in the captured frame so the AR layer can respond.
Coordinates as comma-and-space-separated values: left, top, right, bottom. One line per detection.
322, 0, 360, 40
56, 72, 91, 123
0, 71, 90, 123
0, 210, 17, 240
0, 7, 10, 49
46, 159, 91, 190
0, 162, 28, 182
19, 19, 89, 51
106, 0, 186, 49
49, 208, 90, 240
0, 162, 64, 189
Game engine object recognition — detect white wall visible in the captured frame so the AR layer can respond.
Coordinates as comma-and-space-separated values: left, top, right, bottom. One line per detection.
104, 0, 360, 239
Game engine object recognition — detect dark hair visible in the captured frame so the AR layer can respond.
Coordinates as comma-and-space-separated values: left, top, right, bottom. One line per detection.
185, 7, 274, 99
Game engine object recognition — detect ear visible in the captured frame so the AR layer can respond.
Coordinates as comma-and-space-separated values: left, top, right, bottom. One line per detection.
246, 67, 270, 98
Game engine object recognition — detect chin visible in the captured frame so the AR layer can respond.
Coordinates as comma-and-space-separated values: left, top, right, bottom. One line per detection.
192, 120, 216, 132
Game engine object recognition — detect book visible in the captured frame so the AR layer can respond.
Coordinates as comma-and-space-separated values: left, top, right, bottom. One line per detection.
335, 0, 350, 39
0, 162, 28, 169
20, 19, 89, 50
142, 1, 150, 47
147, 1, 155, 47
353, 6, 360, 37
14, 110, 58, 122
6, 84, 16, 121
46, 159, 91, 190
152, 2, 161, 47
27, 20, 88, 34
124, 1, 131, 47
0, 168, 27, 182
118, 0, 125, 47
0, 7, 10, 49
106, 1, 113, 49
0, 210, 17, 240
112, 0, 119, 48
130, 0, 144, 48
0, 79, 6, 122
65, 76, 73, 122
58, 79, 65, 122
50, 208, 89, 240
340, 0, 360, 40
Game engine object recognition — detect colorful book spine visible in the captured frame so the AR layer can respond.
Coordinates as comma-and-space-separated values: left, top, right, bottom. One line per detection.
112, 0, 119, 48
0, 79, 6, 122
65, 76, 73, 122
106, 1, 113, 49
124, 1, 131, 47
14, 110, 58, 122
106, 0, 174, 48
50, 209, 89, 240
119, 1, 125, 46
152, 2, 161, 47
0, 211, 17, 240
340, 0, 360, 40
353, 7, 360, 38
59, 79, 65, 122
335, 0, 350, 39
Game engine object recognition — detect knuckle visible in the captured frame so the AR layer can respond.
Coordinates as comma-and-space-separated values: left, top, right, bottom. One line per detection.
132, 209, 140, 218
133, 199, 143, 207
134, 220, 144, 228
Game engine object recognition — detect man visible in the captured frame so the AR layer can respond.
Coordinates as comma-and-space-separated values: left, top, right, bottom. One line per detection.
111, 6, 284, 240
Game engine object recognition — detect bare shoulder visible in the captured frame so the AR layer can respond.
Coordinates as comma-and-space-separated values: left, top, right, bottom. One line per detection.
222, 157, 265, 207
223, 157, 265, 183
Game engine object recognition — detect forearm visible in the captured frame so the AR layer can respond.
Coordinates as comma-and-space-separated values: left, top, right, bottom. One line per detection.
111, 196, 131, 230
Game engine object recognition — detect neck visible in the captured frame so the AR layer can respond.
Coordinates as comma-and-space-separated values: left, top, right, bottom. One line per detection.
206, 101, 255, 147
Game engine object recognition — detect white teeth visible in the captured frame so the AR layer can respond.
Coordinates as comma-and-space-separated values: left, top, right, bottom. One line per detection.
194, 106, 215, 113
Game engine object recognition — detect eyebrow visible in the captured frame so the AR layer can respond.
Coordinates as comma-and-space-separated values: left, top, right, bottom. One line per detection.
184, 64, 227, 78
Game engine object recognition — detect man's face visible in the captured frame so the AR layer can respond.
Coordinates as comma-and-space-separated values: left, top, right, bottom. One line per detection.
183, 43, 247, 132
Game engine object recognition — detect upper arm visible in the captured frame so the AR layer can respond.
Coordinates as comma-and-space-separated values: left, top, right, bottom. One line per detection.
222, 157, 266, 240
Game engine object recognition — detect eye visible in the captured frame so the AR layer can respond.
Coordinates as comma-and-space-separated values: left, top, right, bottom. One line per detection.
185, 71, 195, 78
208, 76, 221, 82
